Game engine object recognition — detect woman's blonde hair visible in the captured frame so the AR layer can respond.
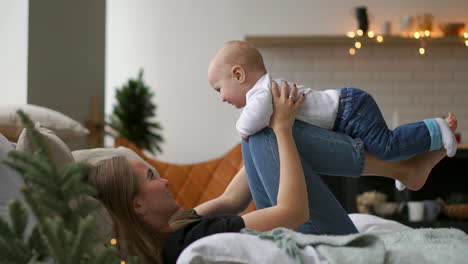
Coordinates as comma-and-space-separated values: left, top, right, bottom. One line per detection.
87, 156, 198, 264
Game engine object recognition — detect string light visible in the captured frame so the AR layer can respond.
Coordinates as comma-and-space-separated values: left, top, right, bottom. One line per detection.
346, 28, 466, 56
347, 31, 356, 38
110, 238, 117, 246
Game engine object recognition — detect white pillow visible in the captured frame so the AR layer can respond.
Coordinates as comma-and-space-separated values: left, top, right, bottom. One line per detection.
349, 213, 411, 234
16, 124, 75, 171
72, 146, 151, 168
0, 104, 89, 143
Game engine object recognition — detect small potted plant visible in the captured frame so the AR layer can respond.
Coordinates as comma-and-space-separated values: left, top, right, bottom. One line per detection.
108, 70, 164, 155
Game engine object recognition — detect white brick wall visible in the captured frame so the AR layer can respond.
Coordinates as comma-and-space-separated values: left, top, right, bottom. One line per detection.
261, 45, 468, 143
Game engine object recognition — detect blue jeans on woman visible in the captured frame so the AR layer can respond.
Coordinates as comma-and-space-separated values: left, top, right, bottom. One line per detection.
334, 87, 438, 161
242, 120, 364, 235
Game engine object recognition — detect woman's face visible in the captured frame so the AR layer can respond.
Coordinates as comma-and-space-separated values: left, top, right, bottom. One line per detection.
129, 159, 180, 221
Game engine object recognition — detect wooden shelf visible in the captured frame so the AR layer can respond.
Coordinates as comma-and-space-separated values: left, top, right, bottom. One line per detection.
459, 144, 468, 150
245, 35, 466, 47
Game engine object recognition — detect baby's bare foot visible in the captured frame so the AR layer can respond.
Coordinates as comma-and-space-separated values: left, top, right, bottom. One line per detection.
399, 149, 446, 191
445, 112, 458, 132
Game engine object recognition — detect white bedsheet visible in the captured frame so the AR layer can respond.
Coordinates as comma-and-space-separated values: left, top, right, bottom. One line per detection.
177, 213, 411, 264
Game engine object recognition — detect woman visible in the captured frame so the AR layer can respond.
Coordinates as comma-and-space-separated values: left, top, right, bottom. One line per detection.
87, 81, 445, 264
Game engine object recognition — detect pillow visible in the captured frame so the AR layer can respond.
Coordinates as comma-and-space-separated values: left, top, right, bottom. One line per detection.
72, 146, 151, 168
0, 104, 89, 143
16, 127, 117, 251
349, 213, 411, 234
16, 123, 75, 171
0, 133, 36, 233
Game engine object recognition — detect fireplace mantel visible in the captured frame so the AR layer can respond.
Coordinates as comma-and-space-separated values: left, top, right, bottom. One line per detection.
245, 35, 466, 47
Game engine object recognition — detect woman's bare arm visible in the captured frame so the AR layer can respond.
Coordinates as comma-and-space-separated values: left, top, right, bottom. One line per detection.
194, 167, 252, 216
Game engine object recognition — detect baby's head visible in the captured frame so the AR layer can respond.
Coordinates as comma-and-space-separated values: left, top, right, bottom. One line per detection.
208, 40, 266, 108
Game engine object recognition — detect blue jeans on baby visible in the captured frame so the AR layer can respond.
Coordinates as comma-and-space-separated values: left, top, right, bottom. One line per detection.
333, 87, 439, 161
242, 121, 363, 235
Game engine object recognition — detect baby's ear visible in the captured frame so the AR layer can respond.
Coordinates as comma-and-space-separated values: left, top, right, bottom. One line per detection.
231, 65, 245, 82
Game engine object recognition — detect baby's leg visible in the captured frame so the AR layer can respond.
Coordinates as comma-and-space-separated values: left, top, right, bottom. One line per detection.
395, 114, 457, 191
335, 88, 434, 161
364, 149, 446, 191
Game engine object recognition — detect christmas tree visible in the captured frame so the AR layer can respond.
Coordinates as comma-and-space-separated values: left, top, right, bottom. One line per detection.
0, 111, 137, 263
108, 69, 164, 155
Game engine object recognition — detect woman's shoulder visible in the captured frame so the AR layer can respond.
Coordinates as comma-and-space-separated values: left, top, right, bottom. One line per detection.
170, 214, 245, 242
162, 215, 245, 263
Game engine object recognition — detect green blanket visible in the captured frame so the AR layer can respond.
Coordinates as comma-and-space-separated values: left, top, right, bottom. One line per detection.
241, 227, 468, 264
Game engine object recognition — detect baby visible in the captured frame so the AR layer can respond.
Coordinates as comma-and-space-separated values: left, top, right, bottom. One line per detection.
208, 40, 458, 191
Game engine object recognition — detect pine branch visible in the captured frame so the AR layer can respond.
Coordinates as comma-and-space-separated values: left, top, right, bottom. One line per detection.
70, 215, 95, 260
16, 111, 53, 167
0, 237, 31, 264
89, 247, 119, 264
42, 217, 66, 263
0, 217, 14, 240
9, 200, 28, 238
27, 227, 48, 259
4, 151, 54, 181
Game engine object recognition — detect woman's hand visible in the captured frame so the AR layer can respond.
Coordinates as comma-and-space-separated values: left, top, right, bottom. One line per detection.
269, 81, 305, 132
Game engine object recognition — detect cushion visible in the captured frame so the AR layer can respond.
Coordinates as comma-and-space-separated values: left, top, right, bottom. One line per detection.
0, 104, 89, 143
348, 213, 411, 234
72, 146, 152, 168
16, 123, 75, 171
0, 133, 36, 233
177, 214, 411, 264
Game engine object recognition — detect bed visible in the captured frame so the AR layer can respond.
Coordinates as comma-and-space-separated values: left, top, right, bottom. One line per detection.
177, 213, 468, 264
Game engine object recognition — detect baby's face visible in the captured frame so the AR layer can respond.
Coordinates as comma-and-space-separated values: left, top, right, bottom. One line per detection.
208, 67, 247, 109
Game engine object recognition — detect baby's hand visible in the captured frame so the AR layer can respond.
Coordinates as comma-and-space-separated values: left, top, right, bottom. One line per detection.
242, 136, 249, 142
269, 81, 305, 132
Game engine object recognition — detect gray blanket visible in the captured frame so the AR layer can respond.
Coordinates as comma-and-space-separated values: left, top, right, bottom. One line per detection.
242, 227, 468, 264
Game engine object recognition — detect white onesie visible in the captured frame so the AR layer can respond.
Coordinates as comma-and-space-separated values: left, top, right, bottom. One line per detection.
236, 73, 341, 139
